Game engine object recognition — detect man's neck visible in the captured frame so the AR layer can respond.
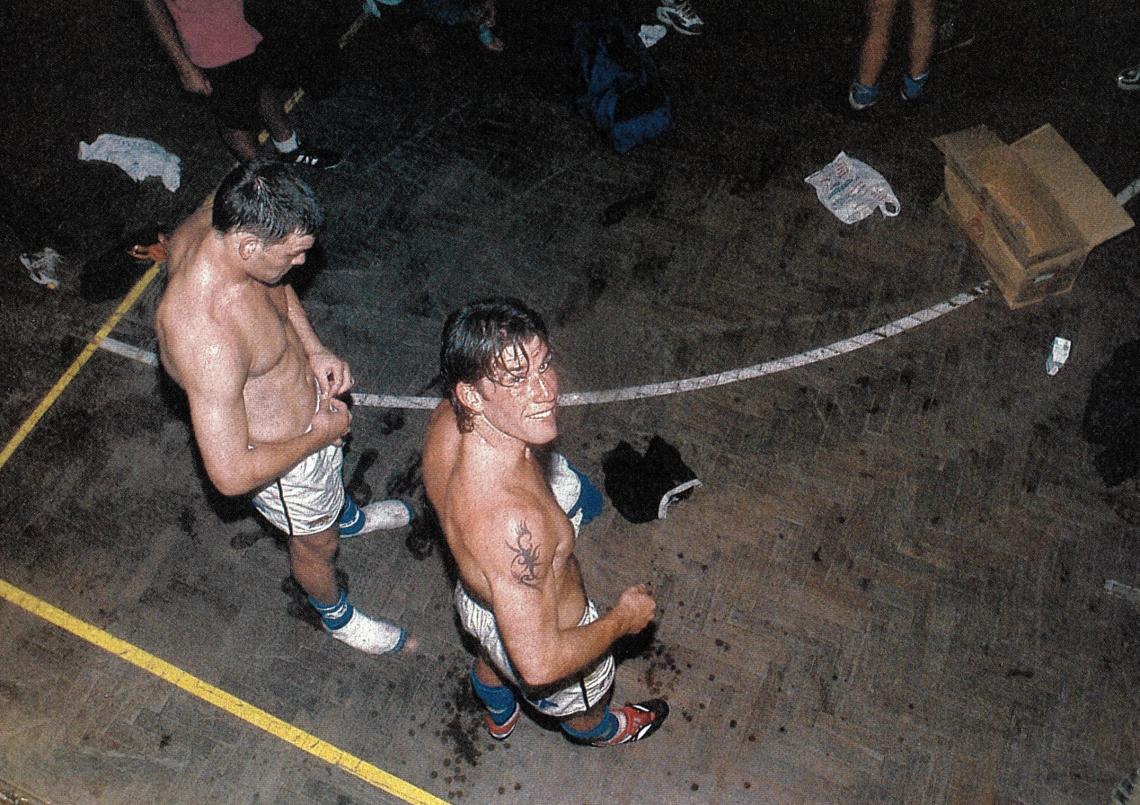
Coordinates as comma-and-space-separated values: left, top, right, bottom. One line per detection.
465, 417, 536, 468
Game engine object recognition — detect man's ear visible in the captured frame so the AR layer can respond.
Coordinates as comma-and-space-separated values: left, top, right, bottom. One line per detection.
456, 381, 484, 415
236, 234, 260, 260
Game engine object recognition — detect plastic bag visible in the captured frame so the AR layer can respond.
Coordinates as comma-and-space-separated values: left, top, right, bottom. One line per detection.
804, 151, 900, 224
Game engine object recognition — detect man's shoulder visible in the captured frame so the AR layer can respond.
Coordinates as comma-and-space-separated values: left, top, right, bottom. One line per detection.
457, 480, 558, 550
159, 243, 262, 336
157, 273, 241, 343
155, 268, 255, 386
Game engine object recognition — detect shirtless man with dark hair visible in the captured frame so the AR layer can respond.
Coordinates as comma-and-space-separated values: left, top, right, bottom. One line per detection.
155, 158, 414, 655
422, 298, 668, 746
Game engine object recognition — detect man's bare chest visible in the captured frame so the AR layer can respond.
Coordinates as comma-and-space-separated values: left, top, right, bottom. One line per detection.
243, 289, 300, 378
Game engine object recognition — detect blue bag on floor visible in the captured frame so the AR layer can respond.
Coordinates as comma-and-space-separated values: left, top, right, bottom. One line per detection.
573, 21, 672, 154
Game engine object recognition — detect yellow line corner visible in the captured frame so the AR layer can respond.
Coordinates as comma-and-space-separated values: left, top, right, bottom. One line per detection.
0, 579, 447, 805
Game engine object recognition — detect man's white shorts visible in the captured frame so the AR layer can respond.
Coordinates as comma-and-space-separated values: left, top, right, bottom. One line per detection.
455, 583, 615, 717
250, 443, 345, 536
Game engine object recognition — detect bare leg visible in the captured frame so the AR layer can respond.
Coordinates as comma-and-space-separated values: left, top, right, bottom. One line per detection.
288, 525, 339, 604
908, 0, 936, 78
291, 524, 415, 653
473, 654, 506, 688
857, 0, 900, 87
560, 686, 614, 734
219, 127, 261, 162
470, 654, 520, 736
257, 86, 294, 144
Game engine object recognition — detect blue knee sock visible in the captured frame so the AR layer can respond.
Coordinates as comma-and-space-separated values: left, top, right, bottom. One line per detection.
338, 495, 363, 535
566, 463, 603, 527
308, 589, 354, 630
469, 666, 517, 726
561, 710, 619, 743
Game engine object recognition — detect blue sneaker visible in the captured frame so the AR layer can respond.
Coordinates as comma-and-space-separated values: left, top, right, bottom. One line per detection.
848, 81, 880, 111
900, 72, 929, 101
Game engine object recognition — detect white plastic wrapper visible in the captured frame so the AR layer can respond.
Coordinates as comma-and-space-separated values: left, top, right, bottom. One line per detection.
804, 151, 900, 224
1045, 337, 1071, 375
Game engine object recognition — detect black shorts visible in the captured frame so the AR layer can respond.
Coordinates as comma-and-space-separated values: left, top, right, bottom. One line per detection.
201, 41, 291, 132
203, 45, 278, 132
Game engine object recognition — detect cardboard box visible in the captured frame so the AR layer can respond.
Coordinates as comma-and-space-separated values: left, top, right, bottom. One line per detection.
933, 124, 1133, 308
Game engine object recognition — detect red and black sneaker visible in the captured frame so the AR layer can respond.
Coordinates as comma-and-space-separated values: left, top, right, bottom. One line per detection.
593, 699, 669, 746
485, 703, 521, 740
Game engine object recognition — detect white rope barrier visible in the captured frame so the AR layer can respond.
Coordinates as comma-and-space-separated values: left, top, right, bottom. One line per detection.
96, 283, 991, 409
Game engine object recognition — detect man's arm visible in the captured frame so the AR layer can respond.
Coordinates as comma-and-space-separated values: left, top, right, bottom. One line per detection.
283, 284, 353, 397
168, 318, 349, 496
486, 508, 656, 688
139, 0, 212, 95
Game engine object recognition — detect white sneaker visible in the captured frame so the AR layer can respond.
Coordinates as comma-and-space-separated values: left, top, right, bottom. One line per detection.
19, 248, 62, 289
1118, 64, 1140, 91
327, 608, 409, 654
656, 0, 703, 36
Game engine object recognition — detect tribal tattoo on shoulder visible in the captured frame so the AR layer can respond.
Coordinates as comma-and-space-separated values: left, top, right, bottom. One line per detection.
507, 521, 541, 588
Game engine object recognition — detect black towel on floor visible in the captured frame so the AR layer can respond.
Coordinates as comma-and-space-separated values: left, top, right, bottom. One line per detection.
602, 436, 701, 524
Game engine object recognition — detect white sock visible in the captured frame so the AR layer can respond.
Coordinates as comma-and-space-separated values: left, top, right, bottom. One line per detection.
273, 132, 299, 154
328, 608, 407, 655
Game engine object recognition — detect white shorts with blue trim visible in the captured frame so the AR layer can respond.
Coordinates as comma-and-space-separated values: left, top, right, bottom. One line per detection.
250, 443, 345, 536
455, 583, 615, 718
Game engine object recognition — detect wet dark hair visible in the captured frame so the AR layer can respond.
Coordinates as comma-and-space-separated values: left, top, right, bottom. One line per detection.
440, 298, 550, 431
211, 157, 324, 244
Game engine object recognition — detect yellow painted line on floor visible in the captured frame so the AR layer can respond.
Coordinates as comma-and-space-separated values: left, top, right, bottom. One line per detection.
0, 578, 447, 805
0, 263, 162, 473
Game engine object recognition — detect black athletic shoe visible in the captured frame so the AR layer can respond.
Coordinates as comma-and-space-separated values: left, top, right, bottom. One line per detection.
280, 146, 342, 169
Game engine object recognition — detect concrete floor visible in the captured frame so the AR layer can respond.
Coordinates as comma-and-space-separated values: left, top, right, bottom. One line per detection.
2, 0, 1140, 802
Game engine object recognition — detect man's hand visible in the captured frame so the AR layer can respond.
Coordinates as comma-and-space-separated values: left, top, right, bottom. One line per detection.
176, 63, 212, 95
614, 583, 656, 636
311, 396, 352, 446
309, 350, 354, 397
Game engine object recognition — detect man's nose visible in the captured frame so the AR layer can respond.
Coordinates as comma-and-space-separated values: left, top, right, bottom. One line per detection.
532, 373, 556, 401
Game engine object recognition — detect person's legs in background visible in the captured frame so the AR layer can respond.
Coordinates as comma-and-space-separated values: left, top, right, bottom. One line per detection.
849, 0, 899, 110
901, 0, 935, 101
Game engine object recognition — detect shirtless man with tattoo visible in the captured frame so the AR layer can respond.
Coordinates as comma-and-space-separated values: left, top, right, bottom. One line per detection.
421, 298, 668, 745
155, 158, 415, 655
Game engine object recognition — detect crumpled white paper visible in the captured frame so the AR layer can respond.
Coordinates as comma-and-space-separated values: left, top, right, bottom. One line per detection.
639, 24, 667, 48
